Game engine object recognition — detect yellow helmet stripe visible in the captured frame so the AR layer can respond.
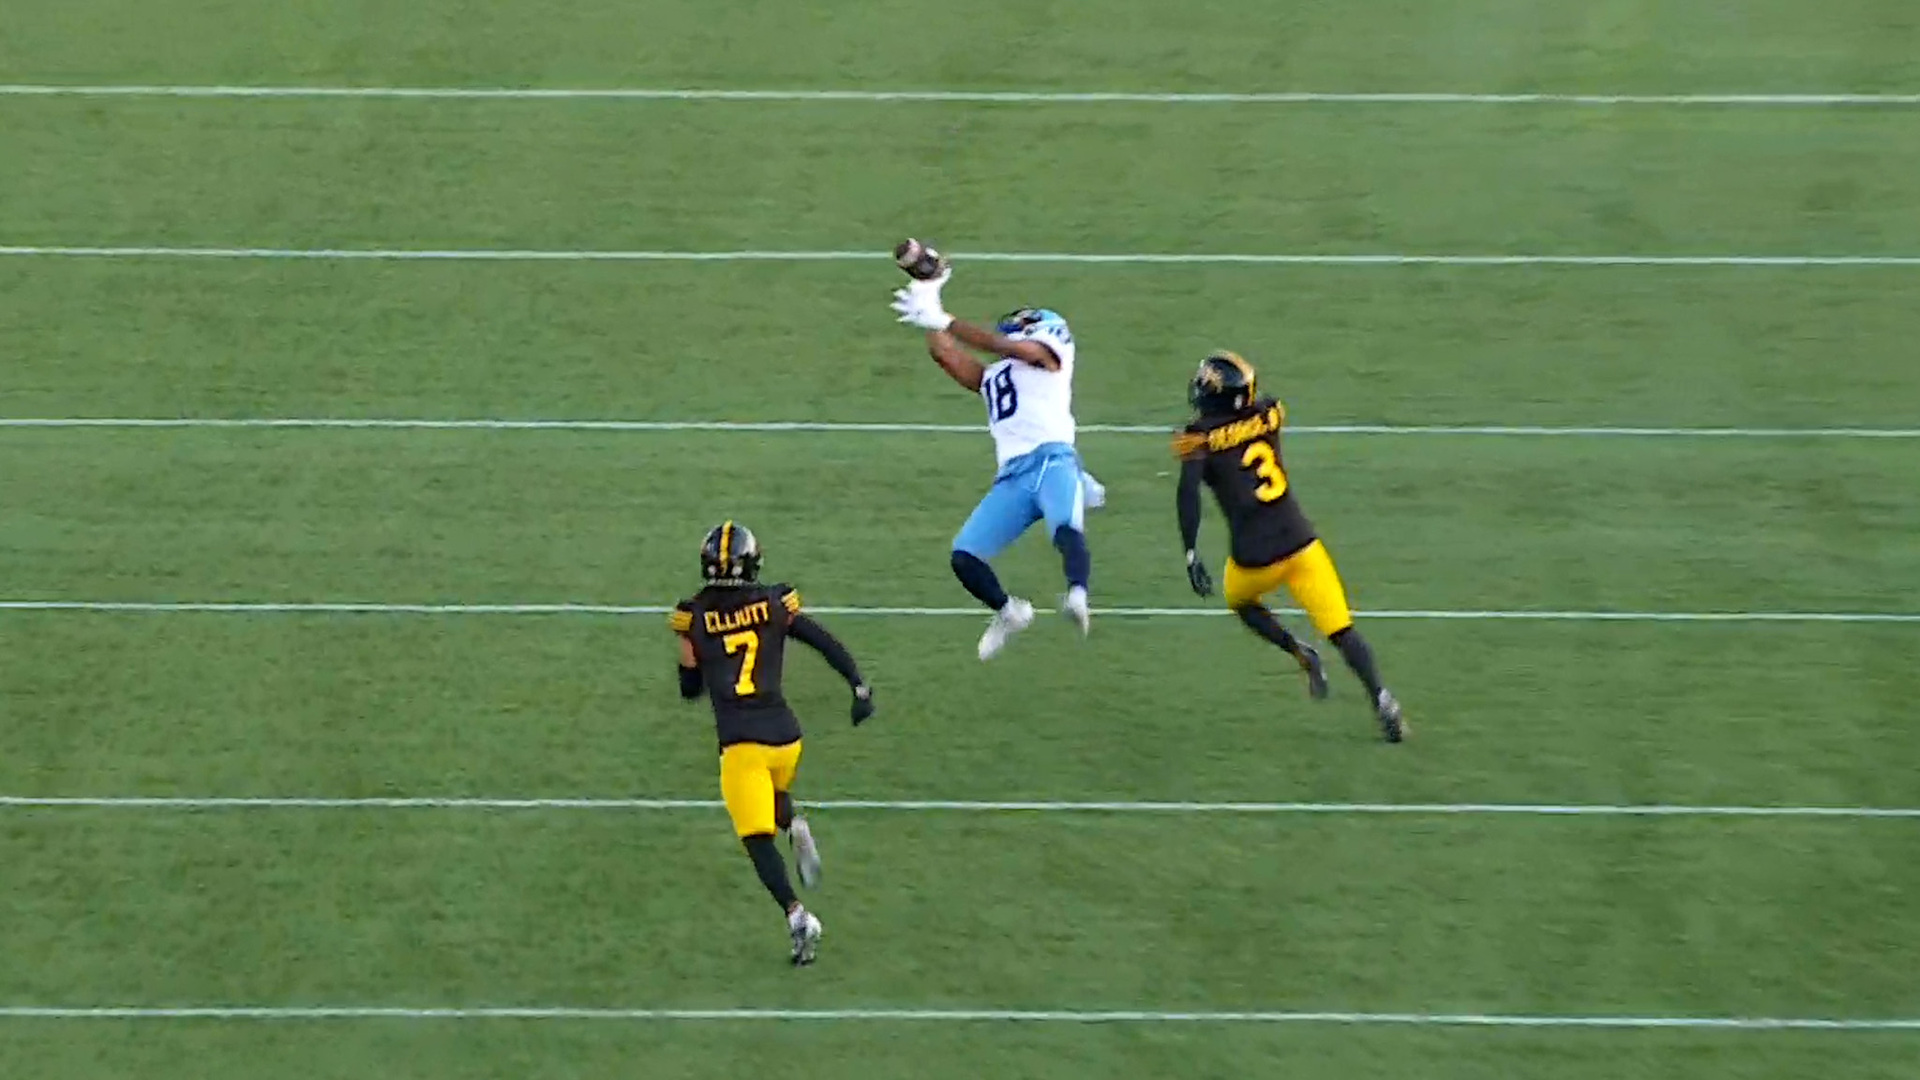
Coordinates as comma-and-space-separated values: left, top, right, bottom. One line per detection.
718, 521, 733, 567
1219, 350, 1258, 399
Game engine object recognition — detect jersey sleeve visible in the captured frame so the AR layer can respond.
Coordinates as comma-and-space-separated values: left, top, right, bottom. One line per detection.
1171, 422, 1209, 461
668, 601, 694, 634
776, 585, 803, 620
1028, 326, 1075, 370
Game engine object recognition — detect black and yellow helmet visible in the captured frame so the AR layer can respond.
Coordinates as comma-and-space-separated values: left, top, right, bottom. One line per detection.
1189, 350, 1259, 415
700, 521, 762, 585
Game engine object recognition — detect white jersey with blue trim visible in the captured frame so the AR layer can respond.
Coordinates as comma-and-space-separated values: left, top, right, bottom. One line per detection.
979, 314, 1077, 467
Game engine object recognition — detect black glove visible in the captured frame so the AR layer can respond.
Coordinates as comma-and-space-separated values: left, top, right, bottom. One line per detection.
850, 683, 876, 726
1185, 550, 1214, 597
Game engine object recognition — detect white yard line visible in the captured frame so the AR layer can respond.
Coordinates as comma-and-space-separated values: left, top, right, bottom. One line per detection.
3, 85, 1920, 107
1, 601, 1914, 623
2, 796, 1914, 818
4, 245, 1919, 266
0, 1005, 1913, 1028
2, 418, 1917, 438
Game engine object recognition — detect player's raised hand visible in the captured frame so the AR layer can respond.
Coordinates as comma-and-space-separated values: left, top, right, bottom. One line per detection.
890, 284, 953, 331
850, 683, 876, 725
1184, 550, 1214, 596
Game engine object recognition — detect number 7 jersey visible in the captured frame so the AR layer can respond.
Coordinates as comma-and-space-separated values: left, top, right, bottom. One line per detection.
669, 584, 806, 748
981, 320, 1077, 467
1173, 397, 1320, 567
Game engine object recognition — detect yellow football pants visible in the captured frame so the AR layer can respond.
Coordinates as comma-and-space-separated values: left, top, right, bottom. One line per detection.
1223, 540, 1355, 638
718, 740, 802, 837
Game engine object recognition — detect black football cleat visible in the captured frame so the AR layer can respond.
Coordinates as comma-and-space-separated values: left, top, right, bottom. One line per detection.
1375, 690, 1406, 743
1297, 646, 1330, 701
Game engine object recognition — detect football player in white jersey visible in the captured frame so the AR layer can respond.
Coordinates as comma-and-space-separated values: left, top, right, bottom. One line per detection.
892, 267, 1102, 659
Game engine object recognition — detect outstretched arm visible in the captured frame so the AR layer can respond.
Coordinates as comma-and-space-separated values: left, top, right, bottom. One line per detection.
893, 274, 1059, 378
946, 318, 1061, 371
925, 329, 986, 392
1176, 460, 1214, 596
790, 614, 877, 724
790, 615, 866, 688
1177, 460, 1205, 555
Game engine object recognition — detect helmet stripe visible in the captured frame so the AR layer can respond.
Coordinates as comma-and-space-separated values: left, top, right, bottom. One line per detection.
718, 521, 732, 567
1221, 351, 1258, 399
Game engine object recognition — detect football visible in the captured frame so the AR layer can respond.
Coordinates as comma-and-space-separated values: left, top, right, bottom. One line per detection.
893, 237, 948, 280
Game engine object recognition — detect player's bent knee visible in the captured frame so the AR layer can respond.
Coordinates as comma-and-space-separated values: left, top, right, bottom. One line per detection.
1230, 602, 1275, 629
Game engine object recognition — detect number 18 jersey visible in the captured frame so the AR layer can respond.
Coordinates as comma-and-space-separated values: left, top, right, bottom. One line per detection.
981, 321, 1078, 468
669, 583, 805, 748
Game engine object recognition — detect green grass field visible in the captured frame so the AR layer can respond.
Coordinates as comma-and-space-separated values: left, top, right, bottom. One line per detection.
3, 2, 1919, 1076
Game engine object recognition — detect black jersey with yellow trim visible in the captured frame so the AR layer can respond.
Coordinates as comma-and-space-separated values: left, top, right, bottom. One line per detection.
669, 582, 806, 748
1174, 396, 1317, 567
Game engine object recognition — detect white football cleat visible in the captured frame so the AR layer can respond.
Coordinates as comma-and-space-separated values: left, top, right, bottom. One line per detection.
1082, 471, 1108, 511
789, 817, 822, 888
977, 597, 1035, 661
789, 907, 823, 966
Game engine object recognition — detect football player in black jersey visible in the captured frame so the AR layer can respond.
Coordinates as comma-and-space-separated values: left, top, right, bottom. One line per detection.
669, 521, 875, 964
1173, 352, 1406, 742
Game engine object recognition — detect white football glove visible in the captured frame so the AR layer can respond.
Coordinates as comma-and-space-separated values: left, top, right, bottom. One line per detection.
890, 272, 954, 331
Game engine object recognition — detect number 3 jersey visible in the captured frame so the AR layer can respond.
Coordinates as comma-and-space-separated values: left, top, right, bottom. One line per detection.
1174, 397, 1319, 567
982, 317, 1078, 468
669, 584, 805, 748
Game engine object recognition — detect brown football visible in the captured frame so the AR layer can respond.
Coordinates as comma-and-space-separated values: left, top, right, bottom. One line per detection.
894, 238, 948, 280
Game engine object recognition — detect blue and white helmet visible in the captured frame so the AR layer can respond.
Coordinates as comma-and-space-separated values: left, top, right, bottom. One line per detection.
996, 307, 1075, 367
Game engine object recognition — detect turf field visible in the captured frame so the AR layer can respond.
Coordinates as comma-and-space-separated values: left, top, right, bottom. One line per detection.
3, 2, 1919, 1076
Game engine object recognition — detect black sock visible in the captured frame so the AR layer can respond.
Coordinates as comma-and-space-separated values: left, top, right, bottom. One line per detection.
1235, 605, 1304, 656
1051, 526, 1091, 590
742, 833, 799, 911
773, 791, 794, 832
950, 550, 1010, 611
1330, 627, 1384, 699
